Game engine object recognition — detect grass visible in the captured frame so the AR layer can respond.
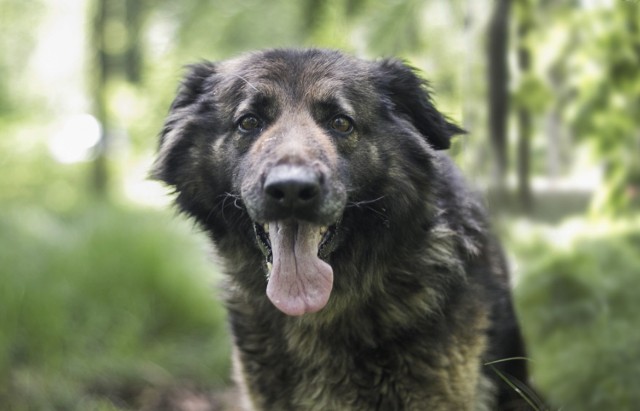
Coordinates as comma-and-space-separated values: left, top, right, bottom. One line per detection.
0, 204, 231, 410
485, 357, 549, 411
510, 217, 640, 411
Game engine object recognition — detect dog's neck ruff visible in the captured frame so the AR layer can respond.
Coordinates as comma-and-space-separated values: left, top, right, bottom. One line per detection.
266, 220, 333, 316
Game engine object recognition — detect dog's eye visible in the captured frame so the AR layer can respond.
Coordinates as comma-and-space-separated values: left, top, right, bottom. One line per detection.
329, 115, 354, 135
237, 115, 262, 133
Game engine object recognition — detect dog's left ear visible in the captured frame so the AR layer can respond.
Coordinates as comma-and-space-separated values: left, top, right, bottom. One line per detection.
374, 59, 465, 150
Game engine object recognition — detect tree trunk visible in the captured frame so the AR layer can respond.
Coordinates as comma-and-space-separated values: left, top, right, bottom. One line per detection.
89, 0, 147, 197
516, 4, 533, 212
487, 0, 511, 201
91, 0, 109, 197
124, 0, 144, 84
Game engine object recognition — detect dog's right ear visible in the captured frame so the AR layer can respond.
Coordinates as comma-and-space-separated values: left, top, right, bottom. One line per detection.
151, 62, 217, 185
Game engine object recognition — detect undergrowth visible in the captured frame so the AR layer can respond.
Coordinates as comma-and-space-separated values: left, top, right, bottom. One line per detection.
0, 204, 230, 410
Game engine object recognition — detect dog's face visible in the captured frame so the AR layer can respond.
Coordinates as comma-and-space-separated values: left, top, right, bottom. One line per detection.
153, 49, 463, 316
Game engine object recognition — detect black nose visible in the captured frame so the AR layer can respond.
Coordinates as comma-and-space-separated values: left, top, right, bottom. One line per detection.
264, 165, 321, 213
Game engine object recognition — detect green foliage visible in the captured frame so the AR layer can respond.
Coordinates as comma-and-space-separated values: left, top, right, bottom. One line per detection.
0, 205, 230, 410
0, 0, 44, 117
512, 74, 551, 114
513, 219, 640, 411
162, 0, 311, 59
557, 2, 640, 214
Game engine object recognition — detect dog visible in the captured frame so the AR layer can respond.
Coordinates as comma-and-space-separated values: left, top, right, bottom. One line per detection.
153, 48, 534, 410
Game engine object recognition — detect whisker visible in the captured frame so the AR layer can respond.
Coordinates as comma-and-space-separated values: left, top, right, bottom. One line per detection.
220, 192, 244, 209
346, 195, 386, 208
212, 192, 243, 224
230, 73, 259, 92
346, 195, 388, 221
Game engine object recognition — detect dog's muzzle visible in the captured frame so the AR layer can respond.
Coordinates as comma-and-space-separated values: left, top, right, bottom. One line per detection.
246, 164, 343, 316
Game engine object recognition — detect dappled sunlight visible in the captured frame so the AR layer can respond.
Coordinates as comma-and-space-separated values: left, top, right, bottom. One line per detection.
123, 154, 174, 208
48, 114, 102, 164
509, 215, 633, 253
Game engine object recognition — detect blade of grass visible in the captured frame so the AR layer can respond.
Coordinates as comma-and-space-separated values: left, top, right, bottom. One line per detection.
485, 357, 548, 411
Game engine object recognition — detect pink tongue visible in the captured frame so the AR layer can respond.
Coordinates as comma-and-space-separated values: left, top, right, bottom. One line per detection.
266, 220, 333, 316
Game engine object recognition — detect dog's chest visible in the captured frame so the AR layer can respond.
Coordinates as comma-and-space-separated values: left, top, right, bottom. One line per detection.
235, 317, 487, 411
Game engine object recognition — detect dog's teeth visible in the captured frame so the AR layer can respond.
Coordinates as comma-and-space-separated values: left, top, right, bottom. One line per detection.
320, 226, 328, 235
266, 261, 273, 272
263, 224, 269, 233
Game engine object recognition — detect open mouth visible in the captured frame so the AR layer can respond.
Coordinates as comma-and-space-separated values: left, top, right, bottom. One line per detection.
254, 222, 338, 264
253, 220, 338, 316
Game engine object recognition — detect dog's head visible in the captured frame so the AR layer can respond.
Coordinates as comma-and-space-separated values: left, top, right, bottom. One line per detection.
153, 49, 463, 316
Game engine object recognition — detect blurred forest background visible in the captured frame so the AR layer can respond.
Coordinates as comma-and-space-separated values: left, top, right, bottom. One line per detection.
1, 0, 639, 410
